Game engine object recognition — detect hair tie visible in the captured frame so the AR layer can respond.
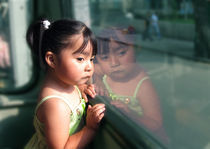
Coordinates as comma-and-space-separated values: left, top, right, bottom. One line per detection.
42, 20, 51, 29
38, 20, 50, 70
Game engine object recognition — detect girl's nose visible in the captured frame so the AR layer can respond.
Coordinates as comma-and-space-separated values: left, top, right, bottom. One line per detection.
85, 60, 93, 72
110, 56, 120, 67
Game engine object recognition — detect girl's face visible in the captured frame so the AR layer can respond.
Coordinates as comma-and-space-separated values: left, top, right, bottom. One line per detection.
96, 40, 136, 80
53, 34, 95, 86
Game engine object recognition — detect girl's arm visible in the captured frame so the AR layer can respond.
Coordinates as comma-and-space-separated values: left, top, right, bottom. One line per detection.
137, 78, 162, 131
38, 98, 105, 149
136, 78, 169, 143
65, 104, 105, 149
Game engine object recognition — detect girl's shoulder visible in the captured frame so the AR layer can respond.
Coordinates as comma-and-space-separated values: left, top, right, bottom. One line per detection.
135, 73, 158, 99
37, 90, 73, 112
37, 85, 82, 113
38, 83, 71, 103
36, 94, 73, 123
36, 87, 73, 120
134, 65, 149, 82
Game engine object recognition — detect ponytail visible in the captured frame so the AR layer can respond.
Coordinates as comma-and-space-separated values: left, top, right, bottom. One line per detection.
26, 19, 51, 69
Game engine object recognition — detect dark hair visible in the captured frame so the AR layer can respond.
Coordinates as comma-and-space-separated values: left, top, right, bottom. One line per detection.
26, 19, 97, 68
97, 26, 135, 55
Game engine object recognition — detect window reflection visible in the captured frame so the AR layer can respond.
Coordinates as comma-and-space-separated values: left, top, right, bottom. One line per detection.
0, 0, 33, 90
94, 27, 169, 144
0, 0, 12, 88
0, 0, 10, 69
90, 0, 210, 148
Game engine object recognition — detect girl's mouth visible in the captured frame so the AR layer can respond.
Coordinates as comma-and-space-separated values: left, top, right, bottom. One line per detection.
82, 76, 91, 80
111, 70, 123, 74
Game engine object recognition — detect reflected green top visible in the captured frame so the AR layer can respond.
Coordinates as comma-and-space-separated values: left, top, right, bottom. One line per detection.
24, 86, 86, 149
103, 75, 149, 116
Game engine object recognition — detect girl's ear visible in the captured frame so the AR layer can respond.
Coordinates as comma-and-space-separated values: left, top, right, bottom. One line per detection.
45, 51, 57, 69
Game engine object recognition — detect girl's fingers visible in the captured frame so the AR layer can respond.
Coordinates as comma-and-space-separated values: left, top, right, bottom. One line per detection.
92, 108, 105, 123
88, 84, 96, 94
85, 88, 95, 98
87, 104, 92, 110
97, 113, 105, 122
111, 101, 127, 109
98, 88, 103, 96
87, 104, 105, 126
92, 104, 105, 112
82, 92, 88, 102
95, 86, 101, 95
83, 84, 96, 99
95, 84, 106, 96
94, 86, 99, 95
88, 104, 105, 117
94, 107, 106, 119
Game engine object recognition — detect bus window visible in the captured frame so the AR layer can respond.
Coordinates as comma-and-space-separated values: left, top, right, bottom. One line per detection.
84, 0, 210, 148
0, 0, 33, 91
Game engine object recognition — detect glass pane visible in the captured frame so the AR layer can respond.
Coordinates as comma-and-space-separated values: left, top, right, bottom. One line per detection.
0, 0, 33, 90
0, 0, 12, 88
87, 0, 210, 148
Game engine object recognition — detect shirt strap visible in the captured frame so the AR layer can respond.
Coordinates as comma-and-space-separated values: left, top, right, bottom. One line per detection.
75, 85, 82, 99
35, 95, 73, 113
133, 76, 149, 98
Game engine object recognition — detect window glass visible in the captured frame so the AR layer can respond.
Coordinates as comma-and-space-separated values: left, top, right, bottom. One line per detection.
87, 0, 210, 148
0, 0, 33, 90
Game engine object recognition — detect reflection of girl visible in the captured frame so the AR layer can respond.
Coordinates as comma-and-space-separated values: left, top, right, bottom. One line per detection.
95, 27, 168, 144
25, 19, 105, 149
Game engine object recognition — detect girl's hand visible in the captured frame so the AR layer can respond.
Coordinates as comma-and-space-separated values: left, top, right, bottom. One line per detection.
94, 80, 109, 97
110, 100, 130, 113
78, 84, 96, 102
95, 83, 108, 97
86, 104, 105, 131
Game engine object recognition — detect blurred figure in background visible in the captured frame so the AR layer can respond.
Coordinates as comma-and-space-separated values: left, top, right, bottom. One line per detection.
0, 0, 10, 68
0, 32, 10, 68
142, 12, 153, 41
150, 11, 161, 39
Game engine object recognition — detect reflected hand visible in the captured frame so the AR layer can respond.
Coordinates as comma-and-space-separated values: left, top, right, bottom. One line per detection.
95, 84, 107, 97
110, 100, 130, 113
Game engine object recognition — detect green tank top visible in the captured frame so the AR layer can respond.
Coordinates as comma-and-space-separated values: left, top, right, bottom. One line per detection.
24, 86, 86, 149
102, 75, 149, 116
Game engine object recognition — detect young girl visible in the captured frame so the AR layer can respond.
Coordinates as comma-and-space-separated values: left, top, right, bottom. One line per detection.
24, 19, 105, 149
94, 27, 168, 144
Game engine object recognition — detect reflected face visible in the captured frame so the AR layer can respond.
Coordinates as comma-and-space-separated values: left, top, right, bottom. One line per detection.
54, 34, 95, 85
97, 40, 136, 80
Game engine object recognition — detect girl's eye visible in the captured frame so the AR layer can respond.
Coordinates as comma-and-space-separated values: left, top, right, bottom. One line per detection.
118, 50, 127, 56
77, 57, 84, 61
90, 57, 95, 61
99, 55, 108, 61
